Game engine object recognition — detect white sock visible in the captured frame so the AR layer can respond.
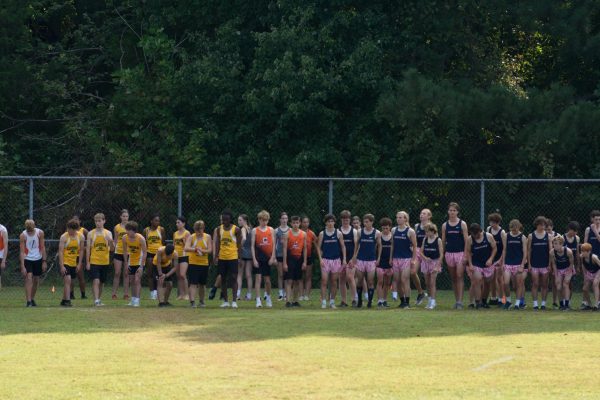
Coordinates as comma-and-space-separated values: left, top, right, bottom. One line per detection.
541, 301, 546, 306
392, 291, 398, 298
279, 289, 283, 296
236, 289, 241, 297
533, 300, 538, 307
265, 294, 271, 301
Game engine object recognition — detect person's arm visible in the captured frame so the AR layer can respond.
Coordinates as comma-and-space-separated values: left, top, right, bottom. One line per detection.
409, 228, 418, 265
461, 221, 469, 253
106, 231, 114, 252
465, 236, 473, 269
302, 234, 307, 270
39, 230, 47, 272
184, 234, 195, 254
235, 227, 243, 258
486, 233, 497, 267
549, 250, 556, 274
527, 234, 532, 268
437, 238, 444, 266
351, 229, 359, 264
0, 228, 7, 270
167, 252, 178, 278
441, 223, 447, 253
19, 233, 26, 276
316, 232, 324, 263
269, 229, 277, 265
213, 228, 220, 266
576, 236, 582, 272
282, 232, 288, 272
241, 227, 247, 247
58, 234, 66, 275
86, 233, 93, 270
500, 231, 507, 265
157, 250, 164, 277
593, 254, 600, 268
122, 236, 129, 268
161, 227, 167, 245
250, 229, 258, 268
376, 234, 383, 267
338, 231, 347, 265
520, 235, 528, 273
420, 238, 430, 261
139, 236, 147, 266
77, 235, 85, 271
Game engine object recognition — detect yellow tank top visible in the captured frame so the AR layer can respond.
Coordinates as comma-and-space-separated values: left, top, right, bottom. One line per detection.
188, 233, 209, 266
78, 227, 86, 240
146, 227, 163, 254
114, 223, 127, 254
125, 234, 144, 266
62, 233, 80, 267
152, 247, 174, 268
219, 225, 238, 261
173, 229, 190, 256
89, 229, 111, 265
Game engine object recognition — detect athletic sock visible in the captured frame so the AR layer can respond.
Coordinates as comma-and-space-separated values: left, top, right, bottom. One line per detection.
406, 296, 410, 306
541, 301, 546, 307
392, 291, 398, 299
533, 300, 538, 307
357, 287, 363, 300
565, 299, 570, 307
559, 300, 564, 307
367, 288, 374, 303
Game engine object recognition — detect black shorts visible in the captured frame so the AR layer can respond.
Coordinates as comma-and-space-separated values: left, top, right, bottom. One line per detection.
90, 264, 109, 283
253, 259, 271, 276
284, 256, 303, 281
24, 259, 43, 276
276, 256, 284, 263
63, 265, 77, 279
307, 252, 315, 266
218, 259, 238, 277
187, 264, 209, 285
113, 253, 124, 262
179, 256, 189, 264
146, 252, 155, 260
154, 265, 174, 282
128, 266, 142, 275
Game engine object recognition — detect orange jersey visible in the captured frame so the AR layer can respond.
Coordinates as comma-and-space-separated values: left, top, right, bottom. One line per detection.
304, 229, 316, 257
255, 227, 274, 259
287, 230, 305, 258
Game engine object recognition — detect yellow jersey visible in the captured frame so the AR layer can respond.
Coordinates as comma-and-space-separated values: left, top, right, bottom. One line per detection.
146, 226, 163, 254
152, 247, 175, 268
125, 234, 144, 267
173, 229, 190, 256
114, 223, 127, 254
188, 232, 210, 266
219, 224, 238, 261
89, 228, 111, 265
62, 233, 80, 267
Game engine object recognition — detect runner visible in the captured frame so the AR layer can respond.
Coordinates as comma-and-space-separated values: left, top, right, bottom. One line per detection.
300, 216, 318, 301
153, 244, 179, 307
338, 210, 358, 307
441, 202, 469, 309
236, 214, 253, 301
275, 212, 290, 301
376, 218, 393, 308
20, 219, 46, 307
122, 221, 146, 307
354, 214, 381, 309
282, 216, 307, 307
465, 223, 497, 309
391, 211, 418, 309
86, 213, 114, 306
420, 223, 443, 310
173, 216, 190, 300
213, 210, 243, 308
185, 220, 212, 308
316, 214, 346, 309
501, 219, 527, 310
143, 215, 166, 300
251, 210, 276, 308
549, 236, 574, 311
70, 214, 88, 300
528, 216, 552, 310
0, 222, 7, 288
58, 219, 85, 307
486, 213, 505, 306
112, 209, 129, 300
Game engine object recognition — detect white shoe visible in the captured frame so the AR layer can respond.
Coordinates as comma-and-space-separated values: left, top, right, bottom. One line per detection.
150, 290, 157, 300
127, 300, 134, 306
266, 297, 273, 308
245, 293, 252, 301
94, 300, 104, 307
321, 300, 327, 309
330, 303, 336, 309
133, 298, 140, 307
220, 301, 231, 308
256, 299, 262, 308
231, 302, 238, 309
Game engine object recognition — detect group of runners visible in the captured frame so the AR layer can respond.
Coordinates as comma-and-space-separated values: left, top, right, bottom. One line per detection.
2, 203, 600, 311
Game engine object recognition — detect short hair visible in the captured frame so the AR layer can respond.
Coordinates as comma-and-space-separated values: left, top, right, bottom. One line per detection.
509, 219, 522, 231
324, 214, 336, 223
221, 210, 233, 220
165, 244, 175, 255
552, 236, 564, 245
363, 214, 374, 222
380, 217, 392, 227
120, 209, 129, 216
533, 216, 547, 228
581, 243, 592, 252
424, 223, 438, 234
280, 211, 288, 218
448, 202, 460, 212
24, 219, 35, 232
352, 215, 360, 222
567, 221, 580, 232
125, 221, 138, 232
469, 223, 482, 236
545, 218, 553, 228
488, 213, 502, 224
177, 216, 187, 225
590, 210, 600, 219
302, 215, 310, 222
340, 210, 352, 219
291, 216, 301, 222
94, 213, 105, 220
66, 219, 80, 231
193, 220, 205, 231
257, 210, 270, 221
396, 211, 409, 225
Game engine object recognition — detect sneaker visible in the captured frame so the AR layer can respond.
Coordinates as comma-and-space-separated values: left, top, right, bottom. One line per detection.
489, 299, 498, 306
123, 294, 130, 300
150, 290, 158, 300
339, 302, 348, 308
26, 301, 32, 307
220, 301, 231, 308
278, 295, 284, 301
112, 294, 118, 300
468, 303, 475, 309
321, 301, 327, 309
208, 287, 217, 300
263, 294, 267, 300
540, 305, 546, 310
190, 301, 197, 308
158, 302, 167, 308
416, 293, 425, 305
256, 299, 262, 308
400, 303, 409, 309
265, 298, 273, 308
236, 296, 241, 301
552, 302, 559, 310
292, 302, 301, 307
364, 293, 369, 301
533, 306, 539, 310
31, 300, 38, 307
392, 296, 398, 302
80, 293, 87, 299
127, 299, 134, 306
351, 300, 358, 308
330, 303, 337, 309
60, 300, 68, 307
94, 300, 105, 307
367, 301, 372, 309
503, 301, 512, 310
456, 302, 464, 310
199, 301, 206, 308
377, 301, 384, 308
165, 302, 173, 307
383, 301, 390, 308
133, 299, 140, 307
231, 302, 238, 309
245, 293, 252, 301
285, 302, 293, 308
70, 292, 75, 300
482, 302, 490, 309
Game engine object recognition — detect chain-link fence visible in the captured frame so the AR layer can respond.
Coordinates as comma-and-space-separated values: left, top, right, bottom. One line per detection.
0, 176, 599, 300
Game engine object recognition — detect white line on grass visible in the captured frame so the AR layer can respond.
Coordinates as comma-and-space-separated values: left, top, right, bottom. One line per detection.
472, 356, 514, 372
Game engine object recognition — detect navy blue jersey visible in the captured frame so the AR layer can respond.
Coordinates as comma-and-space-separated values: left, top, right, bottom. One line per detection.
554, 249, 570, 270
379, 235, 392, 269
341, 227, 356, 259
321, 229, 341, 260
415, 224, 426, 247
487, 227, 504, 262
586, 226, 600, 256
423, 237, 441, 260
583, 253, 599, 273
530, 232, 550, 268
505, 233, 524, 265
445, 219, 465, 253
392, 227, 412, 259
357, 228, 377, 261
471, 234, 492, 268
564, 234, 578, 259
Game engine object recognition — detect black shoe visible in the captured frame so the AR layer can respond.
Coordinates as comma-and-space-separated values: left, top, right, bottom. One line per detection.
593, 306, 599, 312
468, 303, 475, 309
489, 299, 498, 306
482, 302, 490, 309
540, 305, 546, 310
292, 302, 301, 307
351, 300, 357, 308
285, 302, 292, 308
80, 293, 87, 299
377, 301, 384, 308
416, 293, 425, 305
503, 301, 512, 310
383, 301, 389, 308
208, 287, 217, 300
533, 306, 539, 310
165, 302, 173, 306
31, 300, 37, 307
60, 300, 68, 307
357, 297, 363, 308
367, 301, 372, 308
552, 302, 559, 310
70, 292, 75, 300
339, 302, 348, 308
400, 303, 409, 309
158, 302, 167, 307
26, 301, 32, 307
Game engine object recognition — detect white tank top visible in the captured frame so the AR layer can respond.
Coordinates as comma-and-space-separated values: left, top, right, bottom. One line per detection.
0, 224, 6, 258
23, 228, 42, 261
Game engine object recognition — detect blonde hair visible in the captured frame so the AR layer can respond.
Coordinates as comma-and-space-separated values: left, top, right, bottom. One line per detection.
396, 211, 410, 225
424, 223, 438, 234
193, 220, 205, 231
509, 219, 522, 231
24, 219, 36, 232
552, 236, 565, 245
257, 210, 270, 221
421, 208, 432, 218
94, 213, 105, 220
582, 243, 592, 252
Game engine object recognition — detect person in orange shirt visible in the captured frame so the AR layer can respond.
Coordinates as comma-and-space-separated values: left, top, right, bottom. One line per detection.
300, 216, 318, 301
251, 210, 276, 308
282, 216, 308, 308
0, 222, 7, 288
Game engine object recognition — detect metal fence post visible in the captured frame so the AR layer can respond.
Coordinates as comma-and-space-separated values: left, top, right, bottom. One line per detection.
328, 179, 333, 214
480, 180, 485, 227
29, 178, 34, 219
177, 178, 183, 217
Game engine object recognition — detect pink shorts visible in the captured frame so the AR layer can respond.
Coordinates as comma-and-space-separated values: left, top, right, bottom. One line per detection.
416, 248, 423, 262
584, 270, 599, 281
392, 258, 411, 273
504, 264, 520, 275
420, 259, 441, 274
376, 267, 394, 279
321, 258, 342, 275
474, 265, 495, 279
445, 251, 465, 268
356, 260, 376, 273
555, 268, 573, 278
492, 261, 502, 270
530, 267, 549, 275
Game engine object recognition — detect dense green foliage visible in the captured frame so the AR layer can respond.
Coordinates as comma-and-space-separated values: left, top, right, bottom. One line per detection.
2, 1, 600, 178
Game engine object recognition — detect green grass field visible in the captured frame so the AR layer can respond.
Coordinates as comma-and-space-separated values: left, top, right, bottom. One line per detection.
0, 288, 599, 399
